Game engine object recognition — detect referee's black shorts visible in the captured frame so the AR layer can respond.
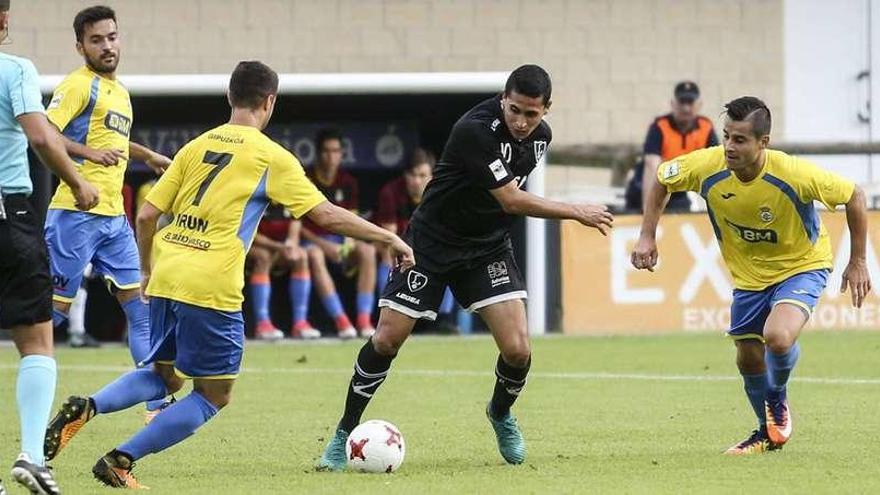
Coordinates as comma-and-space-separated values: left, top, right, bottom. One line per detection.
0, 194, 53, 329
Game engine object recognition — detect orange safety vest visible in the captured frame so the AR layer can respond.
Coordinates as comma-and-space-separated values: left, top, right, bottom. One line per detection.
656, 116, 714, 161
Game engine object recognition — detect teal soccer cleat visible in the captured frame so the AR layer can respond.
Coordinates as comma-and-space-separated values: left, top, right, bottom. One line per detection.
315, 429, 349, 472
486, 404, 526, 464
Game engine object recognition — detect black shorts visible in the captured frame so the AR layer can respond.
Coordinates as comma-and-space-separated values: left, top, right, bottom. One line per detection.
378, 248, 526, 320
0, 194, 53, 329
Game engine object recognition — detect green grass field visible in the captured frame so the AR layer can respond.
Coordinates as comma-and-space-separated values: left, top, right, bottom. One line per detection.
2, 331, 879, 494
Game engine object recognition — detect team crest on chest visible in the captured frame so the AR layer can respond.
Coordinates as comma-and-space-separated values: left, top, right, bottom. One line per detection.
759, 206, 774, 223
407, 270, 428, 292
533, 141, 547, 162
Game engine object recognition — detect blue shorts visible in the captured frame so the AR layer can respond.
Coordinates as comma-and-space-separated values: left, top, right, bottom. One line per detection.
44, 209, 140, 302
143, 297, 244, 379
728, 269, 829, 340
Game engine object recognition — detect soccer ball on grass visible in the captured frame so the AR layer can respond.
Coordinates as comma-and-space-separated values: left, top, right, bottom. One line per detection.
345, 420, 406, 473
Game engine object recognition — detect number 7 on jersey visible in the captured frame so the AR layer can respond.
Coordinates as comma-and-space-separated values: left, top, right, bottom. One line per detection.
192, 151, 233, 206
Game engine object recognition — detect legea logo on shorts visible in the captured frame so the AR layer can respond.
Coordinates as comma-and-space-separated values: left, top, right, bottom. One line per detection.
488, 261, 510, 287
407, 270, 428, 292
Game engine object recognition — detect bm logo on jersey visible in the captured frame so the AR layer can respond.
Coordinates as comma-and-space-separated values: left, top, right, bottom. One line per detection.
407, 270, 428, 292
104, 111, 131, 137
725, 219, 778, 243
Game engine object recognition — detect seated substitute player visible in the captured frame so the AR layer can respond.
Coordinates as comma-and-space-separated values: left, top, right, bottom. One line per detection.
631, 96, 871, 454
317, 65, 613, 470
43, 61, 414, 489
301, 128, 377, 339
1, 1, 99, 492
248, 206, 320, 340
374, 147, 459, 329
44, 5, 172, 421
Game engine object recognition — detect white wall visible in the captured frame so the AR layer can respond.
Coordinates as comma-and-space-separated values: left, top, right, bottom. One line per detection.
784, 0, 879, 183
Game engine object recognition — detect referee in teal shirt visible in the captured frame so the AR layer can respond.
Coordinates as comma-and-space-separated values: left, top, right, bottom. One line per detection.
0, 1, 98, 492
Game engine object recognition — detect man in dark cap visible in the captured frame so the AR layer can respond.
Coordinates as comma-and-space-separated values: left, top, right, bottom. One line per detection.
626, 80, 719, 212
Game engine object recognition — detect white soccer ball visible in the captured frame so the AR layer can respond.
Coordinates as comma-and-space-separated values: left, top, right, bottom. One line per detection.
345, 420, 406, 473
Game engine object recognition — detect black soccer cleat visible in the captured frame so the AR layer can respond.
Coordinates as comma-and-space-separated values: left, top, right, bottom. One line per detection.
44, 396, 93, 461
10, 454, 60, 495
92, 451, 148, 490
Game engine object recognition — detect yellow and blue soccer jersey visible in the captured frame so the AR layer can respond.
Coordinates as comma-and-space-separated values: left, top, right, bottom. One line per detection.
145, 124, 327, 311
47, 66, 132, 216
658, 146, 855, 291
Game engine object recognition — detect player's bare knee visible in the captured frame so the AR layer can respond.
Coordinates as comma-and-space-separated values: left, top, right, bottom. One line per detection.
501, 346, 531, 368
116, 288, 139, 305
764, 332, 794, 355
194, 384, 233, 409
734, 339, 766, 374
53, 300, 72, 314
356, 241, 376, 259
372, 325, 405, 356
12, 321, 54, 357
154, 364, 184, 394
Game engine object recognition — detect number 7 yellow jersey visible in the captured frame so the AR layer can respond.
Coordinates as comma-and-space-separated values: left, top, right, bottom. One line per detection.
144, 123, 326, 311
657, 146, 855, 291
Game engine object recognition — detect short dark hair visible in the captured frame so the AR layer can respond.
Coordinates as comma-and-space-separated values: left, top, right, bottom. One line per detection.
315, 128, 343, 150
406, 147, 436, 172
228, 61, 279, 109
504, 64, 552, 106
73, 5, 116, 43
724, 96, 772, 138
0, 0, 10, 13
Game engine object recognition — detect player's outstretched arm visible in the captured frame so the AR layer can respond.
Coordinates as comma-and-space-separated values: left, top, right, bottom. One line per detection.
305, 201, 414, 269
135, 200, 163, 302
489, 180, 613, 234
130, 141, 171, 175
841, 185, 872, 308
17, 113, 99, 211
631, 170, 670, 272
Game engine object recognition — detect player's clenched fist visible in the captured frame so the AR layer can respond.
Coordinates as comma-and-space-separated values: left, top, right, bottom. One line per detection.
72, 177, 100, 211
389, 235, 415, 271
572, 203, 613, 235
630, 236, 658, 272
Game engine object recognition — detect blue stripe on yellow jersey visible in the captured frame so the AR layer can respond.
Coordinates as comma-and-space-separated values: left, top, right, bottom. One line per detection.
658, 146, 855, 291
47, 66, 133, 216
145, 124, 327, 312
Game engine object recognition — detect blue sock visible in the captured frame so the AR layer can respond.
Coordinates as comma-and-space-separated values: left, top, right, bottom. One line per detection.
377, 262, 391, 295
766, 343, 800, 393
742, 373, 769, 428
439, 288, 455, 314
120, 298, 166, 412
121, 298, 151, 364
118, 391, 218, 461
322, 293, 345, 319
17, 355, 56, 465
249, 274, 272, 322
52, 308, 69, 329
289, 274, 311, 323
92, 368, 168, 414
356, 292, 374, 317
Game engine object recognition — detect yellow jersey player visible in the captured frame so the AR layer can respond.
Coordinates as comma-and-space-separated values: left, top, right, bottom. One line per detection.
632, 96, 872, 454
43, 6, 172, 420
43, 60, 414, 488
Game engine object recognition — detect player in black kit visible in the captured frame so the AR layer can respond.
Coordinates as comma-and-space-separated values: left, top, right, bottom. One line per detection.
316, 65, 613, 469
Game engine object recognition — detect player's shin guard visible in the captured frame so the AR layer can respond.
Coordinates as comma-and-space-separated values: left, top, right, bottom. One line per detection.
766, 342, 800, 392
338, 338, 394, 432
92, 368, 168, 414
741, 372, 769, 428
17, 355, 57, 465
489, 354, 530, 420
117, 391, 218, 461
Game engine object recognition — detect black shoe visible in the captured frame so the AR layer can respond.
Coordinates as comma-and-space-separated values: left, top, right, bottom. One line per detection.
10, 454, 60, 495
44, 396, 93, 461
92, 451, 147, 489
68, 333, 101, 348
